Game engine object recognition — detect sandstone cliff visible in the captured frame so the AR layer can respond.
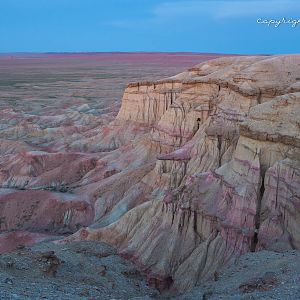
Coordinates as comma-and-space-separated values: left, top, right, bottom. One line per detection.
62, 54, 300, 292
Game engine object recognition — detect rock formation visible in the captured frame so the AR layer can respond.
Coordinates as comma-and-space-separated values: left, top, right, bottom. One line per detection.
0, 53, 221, 250
1, 54, 300, 293
61, 55, 300, 292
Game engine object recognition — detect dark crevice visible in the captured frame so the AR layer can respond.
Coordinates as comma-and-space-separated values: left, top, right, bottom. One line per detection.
193, 211, 198, 233
251, 169, 265, 252
257, 90, 262, 104
251, 231, 258, 252
164, 93, 168, 111
217, 135, 222, 167
197, 118, 201, 130
171, 202, 176, 226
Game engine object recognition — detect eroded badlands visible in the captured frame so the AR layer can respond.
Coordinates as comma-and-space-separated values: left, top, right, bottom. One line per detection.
1, 53, 300, 299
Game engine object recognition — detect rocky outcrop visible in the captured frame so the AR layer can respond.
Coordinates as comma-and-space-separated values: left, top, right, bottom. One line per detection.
244, 93, 300, 252
61, 54, 300, 292
0, 189, 93, 233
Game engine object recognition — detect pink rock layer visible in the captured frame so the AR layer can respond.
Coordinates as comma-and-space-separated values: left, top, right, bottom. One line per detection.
0, 231, 61, 254
0, 189, 93, 233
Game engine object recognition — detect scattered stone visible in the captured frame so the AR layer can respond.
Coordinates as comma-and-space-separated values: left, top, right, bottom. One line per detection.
213, 271, 219, 281
5, 261, 15, 268
99, 264, 107, 276
79, 288, 90, 297
35, 251, 61, 277
239, 272, 278, 293
4, 277, 13, 285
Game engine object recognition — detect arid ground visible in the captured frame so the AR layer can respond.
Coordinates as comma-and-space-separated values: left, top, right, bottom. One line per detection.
0, 52, 222, 114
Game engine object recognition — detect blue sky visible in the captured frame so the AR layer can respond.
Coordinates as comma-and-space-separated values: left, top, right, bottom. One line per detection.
0, 0, 299, 54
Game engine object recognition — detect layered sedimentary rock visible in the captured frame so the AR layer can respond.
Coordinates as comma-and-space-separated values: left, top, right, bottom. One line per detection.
0, 189, 93, 233
243, 93, 300, 251
1, 54, 300, 293
61, 54, 300, 292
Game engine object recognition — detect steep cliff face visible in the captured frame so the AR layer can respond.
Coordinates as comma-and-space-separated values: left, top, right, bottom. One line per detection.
60, 55, 300, 292
242, 92, 300, 252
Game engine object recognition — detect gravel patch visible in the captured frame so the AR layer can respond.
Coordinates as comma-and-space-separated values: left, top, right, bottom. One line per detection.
0, 241, 158, 300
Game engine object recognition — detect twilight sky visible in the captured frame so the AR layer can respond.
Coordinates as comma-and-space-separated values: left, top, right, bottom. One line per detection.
0, 0, 299, 54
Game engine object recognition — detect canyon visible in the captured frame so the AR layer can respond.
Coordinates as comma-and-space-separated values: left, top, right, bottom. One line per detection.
0, 53, 300, 299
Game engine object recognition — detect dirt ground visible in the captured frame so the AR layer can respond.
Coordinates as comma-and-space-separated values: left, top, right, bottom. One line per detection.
175, 250, 300, 300
0, 240, 158, 300
1, 241, 300, 300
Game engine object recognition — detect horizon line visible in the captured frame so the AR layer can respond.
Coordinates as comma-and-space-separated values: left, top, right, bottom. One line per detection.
0, 51, 273, 56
